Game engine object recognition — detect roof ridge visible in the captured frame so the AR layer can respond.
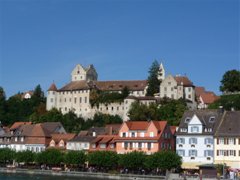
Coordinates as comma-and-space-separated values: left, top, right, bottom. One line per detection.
215, 111, 227, 136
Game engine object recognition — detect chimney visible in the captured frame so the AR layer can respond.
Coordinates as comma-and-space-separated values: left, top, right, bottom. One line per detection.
109, 126, 113, 135
219, 106, 224, 113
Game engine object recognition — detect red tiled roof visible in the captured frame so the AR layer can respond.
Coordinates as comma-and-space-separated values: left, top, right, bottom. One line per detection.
174, 76, 193, 86
94, 80, 147, 91
170, 126, 177, 135
30, 124, 51, 137
48, 83, 58, 91
91, 137, 103, 143
10, 122, 32, 130
195, 87, 205, 97
59, 81, 90, 91
200, 92, 219, 104
125, 121, 149, 130
25, 137, 50, 145
51, 133, 76, 143
99, 136, 114, 143
152, 121, 167, 132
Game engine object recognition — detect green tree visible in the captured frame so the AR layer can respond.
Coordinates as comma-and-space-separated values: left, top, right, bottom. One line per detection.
64, 151, 86, 167
15, 150, 35, 164
220, 70, 240, 93
128, 99, 187, 125
146, 60, 160, 96
87, 151, 118, 170
32, 84, 45, 105
208, 94, 240, 111
0, 148, 15, 164
118, 151, 146, 171
35, 149, 63, 166
128, 101, 150, 121
158, 99, 187, 125
121, 86, 130, 98
148, 151, 182, 171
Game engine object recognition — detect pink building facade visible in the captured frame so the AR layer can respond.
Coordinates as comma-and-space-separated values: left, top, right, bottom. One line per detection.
115, 121, 175, 154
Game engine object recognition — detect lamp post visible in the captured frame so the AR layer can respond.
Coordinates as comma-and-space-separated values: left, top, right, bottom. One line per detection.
222, 163, 226, 178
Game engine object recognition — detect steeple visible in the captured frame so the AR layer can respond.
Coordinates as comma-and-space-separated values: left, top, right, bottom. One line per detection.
48, 82, 57, 91
158, 62, 165, 81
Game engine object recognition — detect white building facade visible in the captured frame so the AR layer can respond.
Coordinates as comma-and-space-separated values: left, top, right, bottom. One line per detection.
176, 110, 222, 169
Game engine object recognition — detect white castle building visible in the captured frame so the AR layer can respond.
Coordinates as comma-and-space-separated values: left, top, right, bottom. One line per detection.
47, 63, 196, 120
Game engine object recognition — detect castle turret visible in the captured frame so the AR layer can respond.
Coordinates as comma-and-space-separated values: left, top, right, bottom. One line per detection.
46, 83, 57, 111
158, 62, 165, 81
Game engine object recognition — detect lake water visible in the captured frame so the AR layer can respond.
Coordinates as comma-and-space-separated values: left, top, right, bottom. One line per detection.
0, 173, 94, 180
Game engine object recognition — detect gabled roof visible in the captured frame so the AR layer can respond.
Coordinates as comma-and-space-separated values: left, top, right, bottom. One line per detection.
215, 111, 240, 137
125, 121, 149, 130
48, 83, 58, 91
51, 133, 76, 143
174, 76, 193, 86
31, 124, 52, 137
195, 87, 205, 97
170, 126, 177, 135
105, 124, 121, 135
176, 110, 223, 135
200, 92, 219, 104
41, 122, 64, 133
68, 135, 95, 143
152, 121, 167, 132
10, 122, 32, 131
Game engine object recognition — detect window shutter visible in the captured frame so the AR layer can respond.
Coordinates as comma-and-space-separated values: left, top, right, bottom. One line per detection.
234, 150, 236, 156
176, 138, 179, 144
183, 138, 185, 144
217, 150, 219, 156
189, 138, 191, 144
217, 138, 219, 144
183, 150, 185, 156
204, 150, 206, 157
195, 138, 197, 144
204, 138, 207, 144
122, 142, 124, 148
234, 138, 236, 145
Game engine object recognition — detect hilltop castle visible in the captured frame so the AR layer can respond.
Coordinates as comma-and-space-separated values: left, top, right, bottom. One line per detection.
47, 63, 196, 120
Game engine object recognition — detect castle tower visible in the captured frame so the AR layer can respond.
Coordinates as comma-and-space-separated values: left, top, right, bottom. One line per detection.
46, 83, 57, 110
71, 64, 98, 81
158, 62, 165, 81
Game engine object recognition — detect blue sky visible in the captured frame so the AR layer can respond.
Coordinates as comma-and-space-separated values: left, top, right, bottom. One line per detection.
0, 0, 239, 98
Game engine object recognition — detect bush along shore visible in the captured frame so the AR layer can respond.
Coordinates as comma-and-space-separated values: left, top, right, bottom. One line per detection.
0, 148, 181, 178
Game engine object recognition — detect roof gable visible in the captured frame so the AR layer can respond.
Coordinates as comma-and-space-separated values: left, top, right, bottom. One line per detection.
125, 121, 149, 131
188, 114, 202, 125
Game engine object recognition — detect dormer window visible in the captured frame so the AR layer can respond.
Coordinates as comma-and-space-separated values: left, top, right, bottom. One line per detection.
209, 116, 215, 123
191, 126, 199, 133
185, 117, 191, 123
180, 128, 187, 132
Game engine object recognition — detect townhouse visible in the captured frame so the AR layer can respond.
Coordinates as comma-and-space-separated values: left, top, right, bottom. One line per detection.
0, 122, 66, 152
49, 133, 76, 150
115, 121, 174, 154
176, 110, 223, 169
214, 111, 240, 168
